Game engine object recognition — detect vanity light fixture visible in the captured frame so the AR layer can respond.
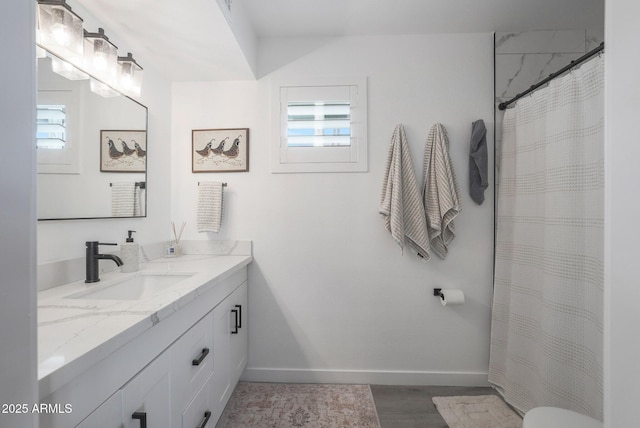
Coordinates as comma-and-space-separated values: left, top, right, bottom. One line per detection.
83, 28, 118, 86
117, 53, 143, 97
50, 55, 89, 80
36, 0, 84, 64
89, 78, 120, 98
35, 3, 144, 98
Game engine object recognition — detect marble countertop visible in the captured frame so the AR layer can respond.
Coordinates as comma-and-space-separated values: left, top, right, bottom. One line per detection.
37, 252, 252, 390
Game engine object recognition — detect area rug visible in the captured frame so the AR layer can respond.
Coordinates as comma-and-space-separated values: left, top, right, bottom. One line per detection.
432, 395, 522, 428
217, 382, 381, 428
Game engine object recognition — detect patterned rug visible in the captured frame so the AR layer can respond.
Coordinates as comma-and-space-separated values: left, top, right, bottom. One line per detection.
217, 382, 381, 428
432, 395, 522, 428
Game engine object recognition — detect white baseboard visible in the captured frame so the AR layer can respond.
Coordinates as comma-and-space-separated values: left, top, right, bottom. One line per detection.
241, 367, 490, 387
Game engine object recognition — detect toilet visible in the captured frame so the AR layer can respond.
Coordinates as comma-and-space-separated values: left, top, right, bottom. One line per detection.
523, 407, 602, 428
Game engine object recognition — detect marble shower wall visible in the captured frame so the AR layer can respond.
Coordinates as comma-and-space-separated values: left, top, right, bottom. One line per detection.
494, 29, 604, 147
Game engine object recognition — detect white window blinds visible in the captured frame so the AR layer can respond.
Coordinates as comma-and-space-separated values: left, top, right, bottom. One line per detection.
287, 101, 351, 147
36, 104, 66, 149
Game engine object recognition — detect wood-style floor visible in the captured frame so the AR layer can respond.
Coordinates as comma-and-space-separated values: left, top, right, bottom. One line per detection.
370, 385, 498, 428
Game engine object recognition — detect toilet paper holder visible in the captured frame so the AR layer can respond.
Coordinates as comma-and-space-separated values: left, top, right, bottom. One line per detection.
433, 288, 466, 306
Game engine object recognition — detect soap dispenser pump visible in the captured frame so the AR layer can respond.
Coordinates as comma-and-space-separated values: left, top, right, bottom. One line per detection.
120, 230, 139, 273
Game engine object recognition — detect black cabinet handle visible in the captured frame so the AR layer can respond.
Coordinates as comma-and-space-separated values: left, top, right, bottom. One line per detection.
192, 347, 210, 366
196, 410, 212, 428
132, 411, 147, 428
235, 304, 242, 328
231, 308, 239, 334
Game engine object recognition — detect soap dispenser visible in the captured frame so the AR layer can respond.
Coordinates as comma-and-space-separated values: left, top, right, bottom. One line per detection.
120, 230, 139, 273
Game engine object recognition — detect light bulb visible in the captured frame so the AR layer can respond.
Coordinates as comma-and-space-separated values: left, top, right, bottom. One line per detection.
92, 39, 108, 70
120, 63, 133, 89
50, 8, 70, 46
93, 54, 107, 70
52, 25, 69, 46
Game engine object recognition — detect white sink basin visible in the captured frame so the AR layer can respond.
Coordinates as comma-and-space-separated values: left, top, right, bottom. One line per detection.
66, 272, 195, 300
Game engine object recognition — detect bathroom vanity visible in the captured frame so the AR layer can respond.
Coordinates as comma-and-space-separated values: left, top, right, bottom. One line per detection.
37, 247, 251, 428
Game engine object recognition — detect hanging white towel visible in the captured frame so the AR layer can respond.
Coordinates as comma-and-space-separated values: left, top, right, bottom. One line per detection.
111, 182, 137, 217
197, 182, 224, 233
380, 124, 431, 260
134, 186, 144, 217
423, 123, 461, 258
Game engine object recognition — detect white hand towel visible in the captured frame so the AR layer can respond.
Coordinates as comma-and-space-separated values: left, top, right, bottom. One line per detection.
197, 182, 224, 233
134, 185, 144, 217
423, 123, 461, 259
380, 124, 431, 260
111, 182, 136, 217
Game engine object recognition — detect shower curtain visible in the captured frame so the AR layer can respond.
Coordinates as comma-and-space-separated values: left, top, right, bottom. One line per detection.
489, 55, 604, 420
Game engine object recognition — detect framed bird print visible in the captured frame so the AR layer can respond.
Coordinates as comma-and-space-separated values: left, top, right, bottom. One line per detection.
192, 128, 249, 172
100, 130, 147, 172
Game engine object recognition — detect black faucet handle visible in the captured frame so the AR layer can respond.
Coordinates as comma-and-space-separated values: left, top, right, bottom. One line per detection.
86, 241, 117, 246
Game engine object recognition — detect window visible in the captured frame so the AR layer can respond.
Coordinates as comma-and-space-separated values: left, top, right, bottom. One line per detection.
272, 77, 367, 173
37, 90, 81, 174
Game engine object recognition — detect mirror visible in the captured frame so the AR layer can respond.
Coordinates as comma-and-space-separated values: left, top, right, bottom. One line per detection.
36, 51, 147, 220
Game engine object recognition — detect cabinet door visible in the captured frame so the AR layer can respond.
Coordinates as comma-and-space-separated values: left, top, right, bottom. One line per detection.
75, 391, 123, 428
230, 282, 248, 385
122, 351, 172, 428
210, 281, 249, 421
211, 296, 232, 418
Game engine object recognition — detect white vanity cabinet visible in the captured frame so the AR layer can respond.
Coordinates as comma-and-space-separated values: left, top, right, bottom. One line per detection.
41, 262, 250, 428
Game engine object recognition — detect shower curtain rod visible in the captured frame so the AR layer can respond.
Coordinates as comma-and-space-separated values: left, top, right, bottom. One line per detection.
498, 42, 604, 111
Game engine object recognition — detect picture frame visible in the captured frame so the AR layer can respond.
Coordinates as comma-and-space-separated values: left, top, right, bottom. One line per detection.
192, 128, 249, 172
100, 130, 147, 173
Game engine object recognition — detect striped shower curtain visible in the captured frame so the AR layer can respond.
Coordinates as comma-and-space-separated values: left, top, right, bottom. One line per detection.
489, 55, 604, 420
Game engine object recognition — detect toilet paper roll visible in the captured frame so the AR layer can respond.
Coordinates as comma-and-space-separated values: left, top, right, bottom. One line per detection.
440, 289, 465, 306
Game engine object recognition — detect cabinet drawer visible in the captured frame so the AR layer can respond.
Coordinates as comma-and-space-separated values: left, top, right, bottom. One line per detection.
121, 351, 171, 428
75, 391, 122, 428
182, 373, 218, 428
171, 311, 214, 424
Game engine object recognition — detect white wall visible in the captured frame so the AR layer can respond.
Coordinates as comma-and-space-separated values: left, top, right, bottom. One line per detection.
172, 33, 495, 384
37, 2, 173, 265
0, 0, 38, 426
604, 0, 640, 426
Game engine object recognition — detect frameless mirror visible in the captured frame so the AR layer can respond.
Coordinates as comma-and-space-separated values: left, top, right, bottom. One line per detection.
36, 52, 148, 220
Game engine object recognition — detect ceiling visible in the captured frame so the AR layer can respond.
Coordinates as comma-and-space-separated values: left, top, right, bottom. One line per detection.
75, 0, 604, 82
243, 0, 604, 38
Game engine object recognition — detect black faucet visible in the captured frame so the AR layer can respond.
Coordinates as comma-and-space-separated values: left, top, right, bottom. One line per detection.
85, 241, 124, 283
